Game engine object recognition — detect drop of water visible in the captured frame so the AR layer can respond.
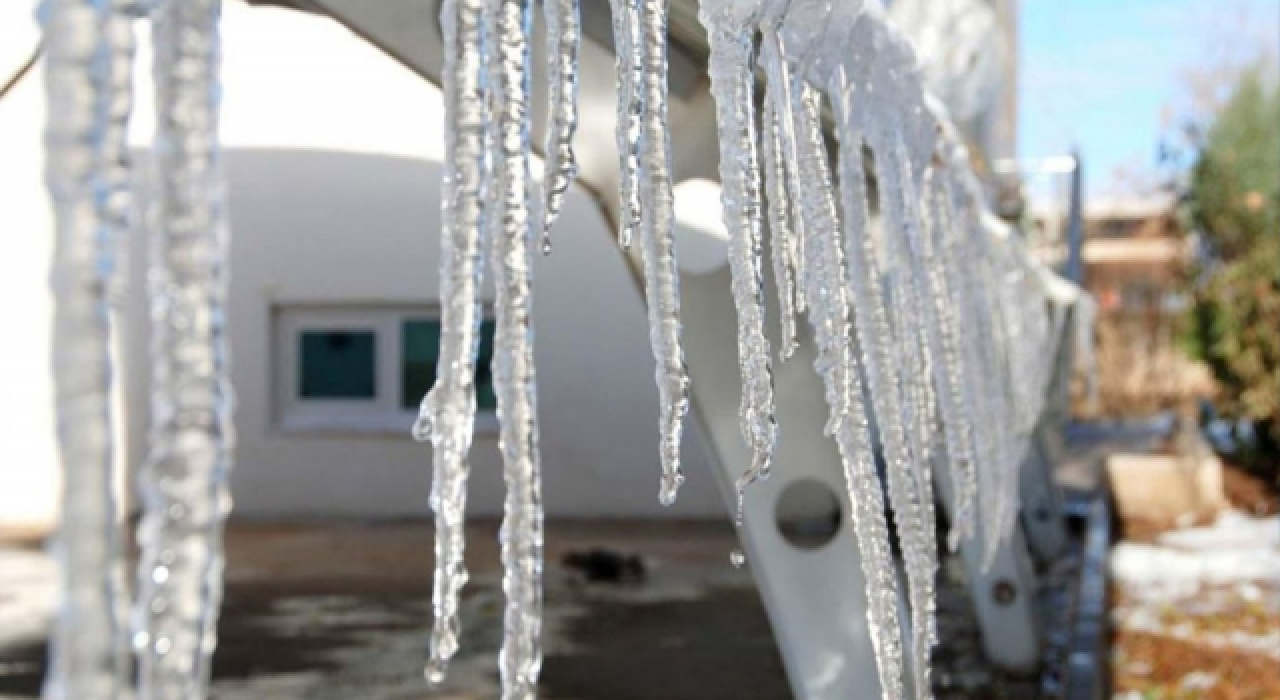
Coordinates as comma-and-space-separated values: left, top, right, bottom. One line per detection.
424, 659, 448, 685
729, 550, 746, 568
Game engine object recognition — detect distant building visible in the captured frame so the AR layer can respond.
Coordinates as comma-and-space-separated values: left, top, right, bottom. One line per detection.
1069, 196, 1212, 415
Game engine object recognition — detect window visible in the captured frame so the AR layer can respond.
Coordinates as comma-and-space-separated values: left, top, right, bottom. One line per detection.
299, 330, 377, 399
275, 307, 497, 434
401, 319, 497, 412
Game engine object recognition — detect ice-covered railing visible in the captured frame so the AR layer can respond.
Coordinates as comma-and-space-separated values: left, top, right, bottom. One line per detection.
418, 1, 1067, 698
37, 0, 1070, 699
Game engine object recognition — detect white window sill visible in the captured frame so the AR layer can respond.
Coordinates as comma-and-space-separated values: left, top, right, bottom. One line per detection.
276, 411, 500, 438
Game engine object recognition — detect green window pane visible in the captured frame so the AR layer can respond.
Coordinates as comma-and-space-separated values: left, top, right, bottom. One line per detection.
402, 318, 497, 412
299, 330, 376, 399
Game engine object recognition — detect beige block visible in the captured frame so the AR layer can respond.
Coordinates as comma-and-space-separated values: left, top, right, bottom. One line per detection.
1106, 453, 1227, 523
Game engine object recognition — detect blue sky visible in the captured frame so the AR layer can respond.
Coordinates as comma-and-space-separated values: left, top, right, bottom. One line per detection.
1019, 0, 1279, 197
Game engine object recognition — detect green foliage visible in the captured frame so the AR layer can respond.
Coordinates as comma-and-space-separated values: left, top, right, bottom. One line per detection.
1182, 63, 1280, 466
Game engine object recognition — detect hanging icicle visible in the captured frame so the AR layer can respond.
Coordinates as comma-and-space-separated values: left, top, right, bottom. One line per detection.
539, 0, 579, 254
773, 42, 911, 700
418, 0, 491, 684
637, 0, 691, 507
39, 0, 136, 697
759, 92, 799, 361
608, 0, 644, 250
758, 28, 809, 318
828, 86, 933, 700
918, 157, 980, 551
132, 0, 234, 698
487, 0, 545, 696
699, 0, 778, 524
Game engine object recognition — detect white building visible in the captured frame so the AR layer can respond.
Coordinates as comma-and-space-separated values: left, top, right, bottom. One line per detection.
1, 5, 734, 530
2, 1, 1022, 533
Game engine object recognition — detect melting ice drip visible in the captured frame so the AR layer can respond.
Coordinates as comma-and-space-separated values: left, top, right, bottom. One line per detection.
37, 0, 1069, 698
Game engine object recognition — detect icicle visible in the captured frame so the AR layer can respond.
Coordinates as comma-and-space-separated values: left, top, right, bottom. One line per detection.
699, 2, 778, 523
919, 168, 979, 550
943, 174, 1015, 563
539, 0, 579, 254
881, 134, 944, 670
636, 0, 691, 507
784, 71, 908, 700
39, 0, 135, 696
418, 0, 490, 684
608, 0, 644, 249
758, 31, 808, 315
759, 89, 799, 361
828, 73, 934, 700
487, 1, 545, 698
133, 0, 233, 697
971, 211, 1021, 558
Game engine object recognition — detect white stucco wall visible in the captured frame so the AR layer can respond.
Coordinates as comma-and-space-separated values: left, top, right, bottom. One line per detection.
2, 3, 729, 527
0, 9, 60, 532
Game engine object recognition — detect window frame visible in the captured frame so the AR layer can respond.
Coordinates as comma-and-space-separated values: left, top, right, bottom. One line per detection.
274, 305, 498, 436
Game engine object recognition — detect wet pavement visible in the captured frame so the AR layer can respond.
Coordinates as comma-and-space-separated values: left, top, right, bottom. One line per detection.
1, 521, 792, 700
2, 515, 1078, 699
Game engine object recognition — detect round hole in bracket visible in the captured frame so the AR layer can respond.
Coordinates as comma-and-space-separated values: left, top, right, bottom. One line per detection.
774, 479, 843, 550
992, 579, 1018, 606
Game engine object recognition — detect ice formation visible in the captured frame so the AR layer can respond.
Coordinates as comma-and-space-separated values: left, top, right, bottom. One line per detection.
37, 0, 1076, 698
637, 0, 692, 508
539, 0, 579, 254
699, 0, 778, 524
416, 0, 492, 684
132, 0, 235, 697
39, 0, 136, 697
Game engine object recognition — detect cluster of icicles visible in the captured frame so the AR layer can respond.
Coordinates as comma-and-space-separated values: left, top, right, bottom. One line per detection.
38, 0, 1066, 698
418, 0, 1066, 698
41, 0, 230, 698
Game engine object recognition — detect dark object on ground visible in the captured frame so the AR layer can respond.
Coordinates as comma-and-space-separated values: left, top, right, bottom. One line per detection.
562, 547, 647, 584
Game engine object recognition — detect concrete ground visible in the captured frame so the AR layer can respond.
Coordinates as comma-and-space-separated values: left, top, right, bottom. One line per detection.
2, 521, 793, 700
1, 516, 1043, 700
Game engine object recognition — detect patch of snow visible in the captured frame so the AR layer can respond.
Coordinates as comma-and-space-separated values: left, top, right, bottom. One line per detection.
1158, 512, 1280, 551
1179, 671, 1217, 692
1110, 512, 1280, 592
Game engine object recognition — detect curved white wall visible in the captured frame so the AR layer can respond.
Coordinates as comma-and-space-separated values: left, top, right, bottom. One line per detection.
3, 3, 727, 524
0, 10, 59, 532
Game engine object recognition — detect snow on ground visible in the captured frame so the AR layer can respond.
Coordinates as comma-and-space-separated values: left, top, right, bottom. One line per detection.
1111, 512, 1280, 597
1110, 510, 1280, 699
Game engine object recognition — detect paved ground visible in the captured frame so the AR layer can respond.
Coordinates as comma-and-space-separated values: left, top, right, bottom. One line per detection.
2, 517, 1047, 700
1, 521, 794, 700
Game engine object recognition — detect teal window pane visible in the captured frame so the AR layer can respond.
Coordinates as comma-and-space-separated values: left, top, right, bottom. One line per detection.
402, 318, 497, 412
299, 330, 376, 399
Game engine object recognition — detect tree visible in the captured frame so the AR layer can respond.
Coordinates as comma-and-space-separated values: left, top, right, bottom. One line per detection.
1181, 62, 1280, 472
